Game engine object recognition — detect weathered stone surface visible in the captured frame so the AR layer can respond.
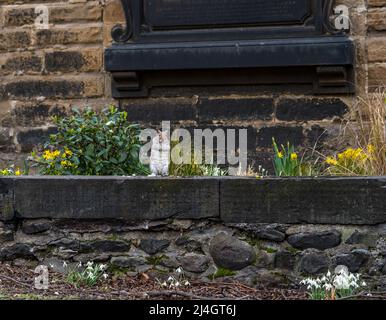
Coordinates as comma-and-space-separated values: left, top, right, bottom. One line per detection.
334, 249, 371, 272
17, 127, 58, 152
139, 239, 170, 255
13, 177, 220, 220
45, 49, 102, 73
73, 253, 110, 263
21, 219, 52, 234
123, 98, 196, 122
6, 80, 84, 99
35, 27, 102, 46
233, 266, 284, 288
274, 250, 297, 270
382, 262, 386, 275
0, 31, 31, 51
177, 254, 210, 273
220, 177, 386, 225
0, 243, 35, 261
287, 230, 341, 250
2, 55, 42, 73
0, 230, 14, 242
257, 126, 304, 147
346, 230, 379, 247
276, 99, 347, 121
229, 223, 286, 242
81, 240, 130, 253
299, 250, 329, 275
209, 233, 255, 270
0, 178, 15, 221
257, 228, 286, 242
111, 256, 147, 269
175, 237, 202, 252
198, 97, 274, 122
49, 238, 80, 250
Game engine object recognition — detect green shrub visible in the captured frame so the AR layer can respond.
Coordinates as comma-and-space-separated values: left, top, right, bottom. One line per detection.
32, 106, 149, 176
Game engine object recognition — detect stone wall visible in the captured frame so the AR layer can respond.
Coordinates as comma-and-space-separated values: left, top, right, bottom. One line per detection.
1, 176, 386, 288
1, 218, 386, 289
0, 0, 385, 170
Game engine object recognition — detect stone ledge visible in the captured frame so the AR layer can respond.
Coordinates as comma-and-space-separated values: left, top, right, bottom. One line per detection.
1, 176, 386, 225
220, 177, 386, 225
2, 176, 219, 221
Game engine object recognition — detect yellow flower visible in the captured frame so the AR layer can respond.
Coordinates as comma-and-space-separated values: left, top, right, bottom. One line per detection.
367, 144, 375, 153
290, 153, 298, 161
52, 150, 60, 158
42, 150, 53, 160
65, 149, 73, 157
60, 160, 73, 167
15, 169, 21, 176
1, 169, 8, 175
326, 156, 338, 166
277, 151, 283, 159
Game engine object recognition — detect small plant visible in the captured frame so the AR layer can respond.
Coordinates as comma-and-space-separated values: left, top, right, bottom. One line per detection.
337, 90, 386, 176
272, 138, 300, 176
300, 265, 366, 300
0, 165, 23, 176
200, 165, 228, 177
32, 106, 149, 176
324, 146, 373, 176
67, 261, 108, 287
169, 140, 227, 176
146, 255, 166, 267
157, 267, 191, 289
211, 267, 236, 279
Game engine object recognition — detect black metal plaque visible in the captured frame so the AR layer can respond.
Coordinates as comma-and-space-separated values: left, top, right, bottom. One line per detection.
106, 0, 355, 97
144, 0, 311, 29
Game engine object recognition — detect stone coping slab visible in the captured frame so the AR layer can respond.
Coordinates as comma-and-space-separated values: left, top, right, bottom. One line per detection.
1, 176, 386, 224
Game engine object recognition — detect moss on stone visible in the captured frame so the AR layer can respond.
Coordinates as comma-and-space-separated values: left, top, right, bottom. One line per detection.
146, 255, 166, 267
210, 267, 237, 279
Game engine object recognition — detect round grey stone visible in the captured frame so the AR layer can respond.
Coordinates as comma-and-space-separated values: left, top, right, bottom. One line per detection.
177, 254, 210, 273
299, 250, 329, 275
209, 233, 255, 270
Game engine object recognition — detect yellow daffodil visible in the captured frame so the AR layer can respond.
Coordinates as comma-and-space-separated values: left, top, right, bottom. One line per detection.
15, 169, 21, 176
290, 153, 298, 161
326, 156, 338, 166
277, 151, 283, 159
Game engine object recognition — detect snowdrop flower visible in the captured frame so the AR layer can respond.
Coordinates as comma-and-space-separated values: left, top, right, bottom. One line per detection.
168, 276, 174, 282
78, 262, 82, 268
184, 280, 191, 286
176, 267, 183, 274
62, 261, 68, 268
161, 282, 167, 287
103, 273, 108, 279
99, 264, 107, 271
